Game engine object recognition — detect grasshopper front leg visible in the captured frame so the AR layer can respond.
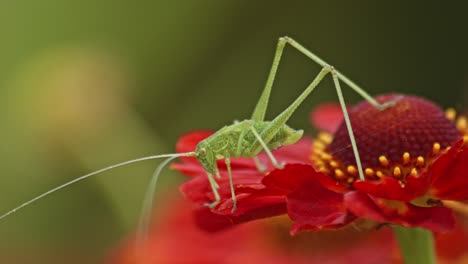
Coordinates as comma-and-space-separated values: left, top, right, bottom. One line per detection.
205, 171, 221, 208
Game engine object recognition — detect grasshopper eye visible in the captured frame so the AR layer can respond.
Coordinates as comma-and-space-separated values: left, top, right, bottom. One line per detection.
200, 148, 207, 155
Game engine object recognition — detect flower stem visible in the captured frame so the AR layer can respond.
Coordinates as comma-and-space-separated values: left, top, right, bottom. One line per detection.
393, 226, 436, 264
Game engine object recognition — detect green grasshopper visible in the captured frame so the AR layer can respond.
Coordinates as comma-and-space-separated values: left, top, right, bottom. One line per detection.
193, 37, 396, 212
0, 37, 396, 233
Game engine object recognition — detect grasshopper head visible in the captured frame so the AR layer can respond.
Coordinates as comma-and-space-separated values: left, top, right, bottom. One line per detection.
195, 141, 216, 173
282, 126, 304, 146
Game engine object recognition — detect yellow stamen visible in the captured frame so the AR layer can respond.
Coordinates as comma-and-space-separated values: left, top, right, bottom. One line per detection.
347, 165, 357, 175
347, 178, 355, 183
318, 132, 333, 144
402, 152, 410, 165
334, 169, 345, 179
313, 159, 324, 167
317, 166, 330, 174
410, 168, 418, 177
378, 155, 389, 167
416, 156, 425, 167
365, 168, 375, 177
313, 148, 324, 155
329, 160, 339, 169
445, 108, 457, 121
376, 171, 384, 178
313, 141, 326, 149
432, 142, 441, 155
320, 152, 332, 162
456, 116, 467, 131
393, 166, 402, 178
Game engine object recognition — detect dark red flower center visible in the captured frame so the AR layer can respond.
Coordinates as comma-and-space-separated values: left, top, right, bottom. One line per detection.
312, 94, 462, 184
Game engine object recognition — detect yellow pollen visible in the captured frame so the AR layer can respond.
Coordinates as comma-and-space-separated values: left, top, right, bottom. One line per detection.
313, 141, 326, 149
402, 152, 410, 165
463, 135, 468, 146
410, 168, 418, 177
432, 143, 441, 155
376, 171, 384, 178
347, 165, 357, 175
334, 169, 345, 179
314, 159, 324, 167
313, 148, 324, 155
378, 155, 389, 166
456, 116, 467, 131
318, 166, 330, 174
318, 132, 333, 144
329, 160, 339, 168
416, 156, 425, 167
320, 152, 332, 162
365, 168, 375, 177
347, 178, 355, 183
393, 166, 402, 178
445, 108, 457, 121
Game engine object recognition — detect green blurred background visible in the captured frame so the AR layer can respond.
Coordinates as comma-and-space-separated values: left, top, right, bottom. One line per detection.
0, 1, 467, 263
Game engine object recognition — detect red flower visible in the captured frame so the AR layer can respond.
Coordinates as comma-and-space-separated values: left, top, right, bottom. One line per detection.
435, 214, 468, 263
109, 197, 397, 264
108, 198, 468, 264
174, 94, 468, 234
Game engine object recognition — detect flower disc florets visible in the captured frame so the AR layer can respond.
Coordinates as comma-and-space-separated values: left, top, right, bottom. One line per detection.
313, 94, 461, 184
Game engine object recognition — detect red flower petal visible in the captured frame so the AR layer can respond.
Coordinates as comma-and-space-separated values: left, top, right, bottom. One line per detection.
287, 178, 355, 234
429, 138, 468, 200
353, 172, 430, 202
344, 191, 455, 233
179, 169, 265, 205
110, 197, 396, 264
263, 164, 348, 194
109, 198, 290, 264
193, 203, 287, 232
309, 103, 344, 133
435, 215, 468, 261
309, 103, 343, 134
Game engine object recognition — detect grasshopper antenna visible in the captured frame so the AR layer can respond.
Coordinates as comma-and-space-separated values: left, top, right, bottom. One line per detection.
0, 151, 197, 221
137, 155, 180, 249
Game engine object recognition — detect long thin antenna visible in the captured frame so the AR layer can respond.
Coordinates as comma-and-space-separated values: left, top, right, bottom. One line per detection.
0, 152, 196, 221
137, 155, 180, 249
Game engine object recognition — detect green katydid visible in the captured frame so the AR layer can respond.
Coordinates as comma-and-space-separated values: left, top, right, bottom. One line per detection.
0, 37, 397, 238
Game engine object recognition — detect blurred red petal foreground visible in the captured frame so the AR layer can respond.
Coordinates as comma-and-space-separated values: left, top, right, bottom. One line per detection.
109, 198, 396, 264
108, 199, 468, 264
174, 94, 468, 233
